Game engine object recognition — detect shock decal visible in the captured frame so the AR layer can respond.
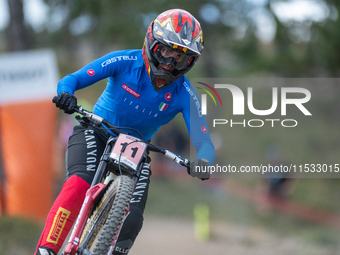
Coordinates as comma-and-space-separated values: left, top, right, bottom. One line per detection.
46, 207, 71, 245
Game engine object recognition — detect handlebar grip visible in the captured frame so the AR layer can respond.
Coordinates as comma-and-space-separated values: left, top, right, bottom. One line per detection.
52, 96, 58, 104
73, 105, 81, 113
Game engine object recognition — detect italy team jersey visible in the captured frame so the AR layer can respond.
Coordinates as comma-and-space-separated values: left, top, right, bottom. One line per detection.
57, 49, 215, 164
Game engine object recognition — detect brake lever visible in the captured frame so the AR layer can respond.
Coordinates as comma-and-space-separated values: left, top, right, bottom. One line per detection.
75, 115, 92, 128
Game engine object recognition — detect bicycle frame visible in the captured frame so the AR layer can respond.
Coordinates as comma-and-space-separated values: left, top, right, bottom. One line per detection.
63, 137, 117, 255
61, 106, 190, 255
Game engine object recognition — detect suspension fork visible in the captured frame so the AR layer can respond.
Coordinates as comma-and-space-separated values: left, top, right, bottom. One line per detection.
63, 138, 115, 255
63, 183, 107, 255
91, 137, 115, 186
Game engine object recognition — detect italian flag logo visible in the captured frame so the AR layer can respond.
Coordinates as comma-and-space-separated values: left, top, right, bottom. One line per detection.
159, 102, 168, 111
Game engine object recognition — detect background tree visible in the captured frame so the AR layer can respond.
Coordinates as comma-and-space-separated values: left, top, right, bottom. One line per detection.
6, 0, 31, 51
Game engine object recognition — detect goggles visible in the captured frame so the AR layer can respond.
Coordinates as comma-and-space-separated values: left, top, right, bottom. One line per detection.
152, 43, 194, 70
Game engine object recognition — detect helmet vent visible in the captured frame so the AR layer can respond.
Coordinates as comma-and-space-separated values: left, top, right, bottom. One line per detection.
182, 39, 190, 45
165, 22, 172, 32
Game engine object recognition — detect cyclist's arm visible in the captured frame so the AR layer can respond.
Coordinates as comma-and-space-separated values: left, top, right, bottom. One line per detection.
181, 79, 215, 165
57, 50, 137, 95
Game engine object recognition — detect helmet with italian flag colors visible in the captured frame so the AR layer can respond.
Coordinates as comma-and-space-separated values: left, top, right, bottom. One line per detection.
142, 9, 204, 92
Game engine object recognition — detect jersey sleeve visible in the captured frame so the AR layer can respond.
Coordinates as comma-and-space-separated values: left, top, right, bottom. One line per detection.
57, 50, 138, 95
181, 78, 215, 165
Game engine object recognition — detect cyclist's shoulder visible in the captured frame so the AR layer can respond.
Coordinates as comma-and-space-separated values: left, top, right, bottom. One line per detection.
101, 49, 143, 67
174, 75, 197, 95
103, 48, 141, 56
112, 49, 142, 59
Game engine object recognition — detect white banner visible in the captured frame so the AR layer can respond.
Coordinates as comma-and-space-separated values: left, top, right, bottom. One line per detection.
0, 49, 59, 106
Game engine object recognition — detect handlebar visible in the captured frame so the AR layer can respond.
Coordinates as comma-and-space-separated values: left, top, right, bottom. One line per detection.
73, 105, 191, 168
74, 106, 126, 136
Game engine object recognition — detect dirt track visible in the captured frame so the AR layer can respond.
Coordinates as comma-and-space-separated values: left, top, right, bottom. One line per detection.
129, 216, 336, 255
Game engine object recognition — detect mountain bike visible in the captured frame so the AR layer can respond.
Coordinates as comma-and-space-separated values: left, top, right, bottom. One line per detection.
61, 105, 191, 255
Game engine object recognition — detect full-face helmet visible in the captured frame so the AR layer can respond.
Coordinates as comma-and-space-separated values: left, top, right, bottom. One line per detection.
142, 9, 204, 92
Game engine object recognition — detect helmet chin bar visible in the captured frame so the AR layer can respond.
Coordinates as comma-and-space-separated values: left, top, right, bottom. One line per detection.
149, 57, 194, 92
151, 67, 173, 92
156, 79, 169, 89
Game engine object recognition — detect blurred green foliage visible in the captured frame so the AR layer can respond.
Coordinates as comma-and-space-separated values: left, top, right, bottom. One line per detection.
0, 216, 43, 255
3, 0, 339, 78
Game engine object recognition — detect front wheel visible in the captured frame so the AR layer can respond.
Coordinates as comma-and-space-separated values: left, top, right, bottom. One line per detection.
79, 175, 135, 255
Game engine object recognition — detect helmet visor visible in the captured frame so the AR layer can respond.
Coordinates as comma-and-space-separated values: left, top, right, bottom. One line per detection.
152, 44, 194, 70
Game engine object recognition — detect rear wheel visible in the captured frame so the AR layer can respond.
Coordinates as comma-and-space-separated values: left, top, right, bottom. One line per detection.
79, 175, 135, 255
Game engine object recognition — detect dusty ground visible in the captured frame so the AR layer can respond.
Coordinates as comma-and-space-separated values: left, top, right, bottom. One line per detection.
129, 216, 337, 255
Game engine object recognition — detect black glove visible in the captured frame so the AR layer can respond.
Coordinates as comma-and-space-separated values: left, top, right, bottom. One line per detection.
52, 92, 77, 114
188, 158, 210, 180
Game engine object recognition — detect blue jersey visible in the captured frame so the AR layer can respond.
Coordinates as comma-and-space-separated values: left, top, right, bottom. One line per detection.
57, 49, 215, 164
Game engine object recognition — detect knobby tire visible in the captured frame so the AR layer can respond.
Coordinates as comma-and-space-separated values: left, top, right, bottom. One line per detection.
79, 175, 135, 255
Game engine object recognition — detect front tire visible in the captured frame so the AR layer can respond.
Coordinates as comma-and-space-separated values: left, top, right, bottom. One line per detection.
79, 175, 135, 255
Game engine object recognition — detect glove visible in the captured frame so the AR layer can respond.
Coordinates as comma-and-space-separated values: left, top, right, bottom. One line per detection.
52, 92, 77, 114
187, 158, 210, 180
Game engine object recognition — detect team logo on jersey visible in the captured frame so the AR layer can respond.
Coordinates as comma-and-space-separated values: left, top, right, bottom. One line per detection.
159, 102, 168, 111
201, 126, 208, 133
122, 84, 141, 98
165, 93, 172, 101
87, 69, 95, 76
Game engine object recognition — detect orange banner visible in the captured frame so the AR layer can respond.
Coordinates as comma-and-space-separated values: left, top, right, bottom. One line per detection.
0, 101, 56, 221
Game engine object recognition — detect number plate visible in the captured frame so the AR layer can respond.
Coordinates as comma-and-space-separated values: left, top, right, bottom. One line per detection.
110, 134, 147, 170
